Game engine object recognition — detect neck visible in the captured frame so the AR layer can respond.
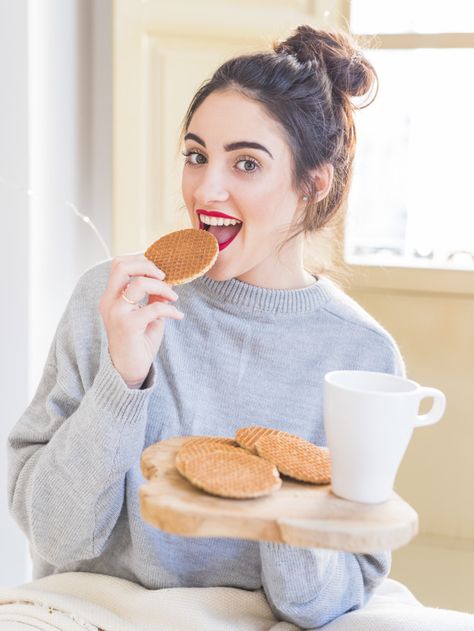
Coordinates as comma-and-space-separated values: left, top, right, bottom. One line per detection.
235, 268, 316, 289
235, 243, 316, 289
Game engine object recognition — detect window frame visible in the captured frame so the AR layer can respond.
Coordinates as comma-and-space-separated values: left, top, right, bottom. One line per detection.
336, 2, 474, 292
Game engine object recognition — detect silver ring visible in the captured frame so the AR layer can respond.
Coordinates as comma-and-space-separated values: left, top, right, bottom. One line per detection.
121, 283, 144, 308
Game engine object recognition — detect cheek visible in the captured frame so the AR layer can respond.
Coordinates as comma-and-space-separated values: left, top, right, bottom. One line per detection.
181, 172, 197, 216
243, 178, 295, 226
181, 170, 191, 201
181, 179, 196, 226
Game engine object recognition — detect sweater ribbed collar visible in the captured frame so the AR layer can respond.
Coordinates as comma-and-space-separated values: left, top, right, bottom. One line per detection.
194, 273, 336, 315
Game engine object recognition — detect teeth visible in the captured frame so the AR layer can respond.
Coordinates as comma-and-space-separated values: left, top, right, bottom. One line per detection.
200, 215, 242, 227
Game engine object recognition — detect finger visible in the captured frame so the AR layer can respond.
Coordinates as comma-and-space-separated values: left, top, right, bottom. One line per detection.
107, 255, 167, 297
120, 276, 178, 305
147, 294, 171, 305
132, 301, 185, 326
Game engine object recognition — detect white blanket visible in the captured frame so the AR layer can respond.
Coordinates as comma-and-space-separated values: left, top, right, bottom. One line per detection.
0, 572, 472, 631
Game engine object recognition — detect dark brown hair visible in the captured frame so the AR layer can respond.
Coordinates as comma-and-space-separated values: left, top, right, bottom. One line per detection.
180, 25, 378, 286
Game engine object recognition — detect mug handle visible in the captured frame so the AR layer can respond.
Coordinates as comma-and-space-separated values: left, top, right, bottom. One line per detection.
414, 387, 446, 427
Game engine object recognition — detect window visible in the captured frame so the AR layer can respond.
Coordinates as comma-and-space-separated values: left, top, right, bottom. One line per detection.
345, 1, 474, 270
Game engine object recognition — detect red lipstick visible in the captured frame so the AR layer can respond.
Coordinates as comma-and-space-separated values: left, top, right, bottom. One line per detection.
217, 230, 241, 251
196, 209, 241, 221
195, 209, 243, 251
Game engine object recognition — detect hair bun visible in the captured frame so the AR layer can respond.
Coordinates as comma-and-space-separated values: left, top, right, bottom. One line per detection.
273, 25, 377, 102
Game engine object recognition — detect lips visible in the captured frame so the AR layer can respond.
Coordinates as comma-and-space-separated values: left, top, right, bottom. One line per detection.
197, 210, 242, 251
196, 209, 241, 221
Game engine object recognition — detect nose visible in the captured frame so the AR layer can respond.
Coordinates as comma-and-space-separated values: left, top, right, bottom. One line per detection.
192, 163, 230, 205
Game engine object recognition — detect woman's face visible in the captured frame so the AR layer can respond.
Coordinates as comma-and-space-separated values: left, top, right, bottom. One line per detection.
182, 89, 311, 288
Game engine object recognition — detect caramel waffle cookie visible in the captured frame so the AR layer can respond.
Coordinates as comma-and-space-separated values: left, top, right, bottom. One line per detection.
144, 228, 219, 285
254, 432, 331, 484
176, 449, 282, 499
235, 425, 285, 455
175, 436, 243, 470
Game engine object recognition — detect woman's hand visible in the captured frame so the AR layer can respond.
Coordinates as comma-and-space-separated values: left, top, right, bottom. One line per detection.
99, 254, 184, 388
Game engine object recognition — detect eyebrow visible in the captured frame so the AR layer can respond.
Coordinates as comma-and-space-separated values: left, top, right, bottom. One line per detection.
184, 132, 274, 159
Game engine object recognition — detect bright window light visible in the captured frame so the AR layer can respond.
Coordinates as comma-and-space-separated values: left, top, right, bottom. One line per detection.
345, 46, 474, 269
350, 0, 474, 34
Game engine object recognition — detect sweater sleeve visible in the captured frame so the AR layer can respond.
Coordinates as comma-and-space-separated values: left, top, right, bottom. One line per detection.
259, 334, 406, 629
260, 544, 389, 629
7, 266, 157, 567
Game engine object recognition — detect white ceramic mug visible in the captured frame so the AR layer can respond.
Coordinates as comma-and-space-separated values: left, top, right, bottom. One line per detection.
323, 370, 446, 503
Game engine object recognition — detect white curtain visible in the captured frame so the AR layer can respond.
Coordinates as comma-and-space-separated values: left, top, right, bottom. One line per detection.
0, 0, 112, 586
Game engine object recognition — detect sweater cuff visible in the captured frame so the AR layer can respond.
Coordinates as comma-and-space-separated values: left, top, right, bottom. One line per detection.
91, 349, 156, 424
260, 541, 337, 590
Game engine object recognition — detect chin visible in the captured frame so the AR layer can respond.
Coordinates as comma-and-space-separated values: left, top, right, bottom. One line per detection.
205, 266, 234, 282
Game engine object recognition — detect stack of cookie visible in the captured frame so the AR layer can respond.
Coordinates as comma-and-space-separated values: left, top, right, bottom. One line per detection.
175, 426, 331, 499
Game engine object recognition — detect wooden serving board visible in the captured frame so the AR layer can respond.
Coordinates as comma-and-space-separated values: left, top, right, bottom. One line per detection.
139, 436, 419, 553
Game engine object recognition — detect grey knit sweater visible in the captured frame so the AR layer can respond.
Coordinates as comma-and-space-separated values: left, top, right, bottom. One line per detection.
7, 259, 406, 629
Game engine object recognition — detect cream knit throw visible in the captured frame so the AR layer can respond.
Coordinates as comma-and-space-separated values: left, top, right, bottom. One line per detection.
0, 572, 473, 631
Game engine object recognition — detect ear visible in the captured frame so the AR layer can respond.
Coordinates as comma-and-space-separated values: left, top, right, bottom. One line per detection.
309, 163, 334, 202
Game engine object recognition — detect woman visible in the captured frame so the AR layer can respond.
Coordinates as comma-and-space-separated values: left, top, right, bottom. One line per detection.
8, 25, 407, 629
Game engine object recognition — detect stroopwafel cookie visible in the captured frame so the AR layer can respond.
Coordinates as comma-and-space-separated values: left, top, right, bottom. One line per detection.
235, 425, 286, 455
144, 228, 219, 285
255, 433, 331, 484
175, 436, 243, 470
176, 449, 282, 499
